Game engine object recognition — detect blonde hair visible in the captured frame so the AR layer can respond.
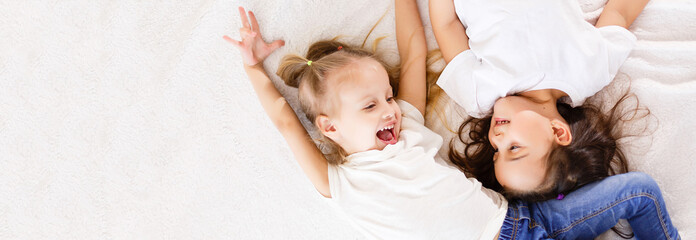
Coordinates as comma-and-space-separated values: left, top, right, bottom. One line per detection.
276, 36, 445, 165
276, 39, 398, 164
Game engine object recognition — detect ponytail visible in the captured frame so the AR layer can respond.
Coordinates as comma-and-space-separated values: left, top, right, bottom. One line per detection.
276, 54, 310, 88
276, 40, 388, 165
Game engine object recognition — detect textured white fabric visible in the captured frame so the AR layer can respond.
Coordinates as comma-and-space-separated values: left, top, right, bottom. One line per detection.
437, 0, 636, 118
0, 0, 694, 239
328, 100, 507, 240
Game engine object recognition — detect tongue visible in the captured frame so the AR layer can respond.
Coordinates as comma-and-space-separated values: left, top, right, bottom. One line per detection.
377, 129, 394, 142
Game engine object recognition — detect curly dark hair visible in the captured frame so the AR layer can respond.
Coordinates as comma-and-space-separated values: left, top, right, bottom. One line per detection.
449, 92, 649, 202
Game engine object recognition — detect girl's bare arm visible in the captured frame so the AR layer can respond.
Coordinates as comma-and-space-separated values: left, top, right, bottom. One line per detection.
429, 0, 470, 63
596, 0, 650, 28
395, 0, 428, 115
226, 7, 330, 197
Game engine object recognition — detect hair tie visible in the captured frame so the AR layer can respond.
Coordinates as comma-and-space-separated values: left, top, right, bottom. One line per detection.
337, 46, 343, 50
307, 60, 312, 66
556, 193, 565, 200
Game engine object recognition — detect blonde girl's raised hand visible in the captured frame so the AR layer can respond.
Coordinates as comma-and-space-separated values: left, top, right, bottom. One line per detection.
223, 7, 331, 197
224, 7, 285, 66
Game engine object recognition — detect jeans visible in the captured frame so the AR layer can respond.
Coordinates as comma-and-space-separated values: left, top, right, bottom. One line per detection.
498, 172, 680, 240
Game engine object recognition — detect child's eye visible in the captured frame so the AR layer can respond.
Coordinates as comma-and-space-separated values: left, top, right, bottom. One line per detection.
510, 145, 520, 151
364, 104, 375, 110
387, 97, 394, 102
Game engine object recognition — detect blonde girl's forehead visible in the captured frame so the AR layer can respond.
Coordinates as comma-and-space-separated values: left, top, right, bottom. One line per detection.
325, 58, 387, 85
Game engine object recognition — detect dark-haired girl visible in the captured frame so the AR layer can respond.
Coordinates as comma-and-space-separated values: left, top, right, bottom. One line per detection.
431, 0, 652, 201
430, 0, 680, 238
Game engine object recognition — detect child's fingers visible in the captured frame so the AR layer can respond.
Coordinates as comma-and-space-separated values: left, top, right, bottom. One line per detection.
238, 6, 250, 29
223, 35, 241, 47
268, 40, 285, 52
239, 28, 257, 39
248, 10, 260, 33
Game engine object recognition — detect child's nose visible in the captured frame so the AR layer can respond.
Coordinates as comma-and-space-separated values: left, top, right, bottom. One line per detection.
382, 107, 395, 120
493, 125, 505, 136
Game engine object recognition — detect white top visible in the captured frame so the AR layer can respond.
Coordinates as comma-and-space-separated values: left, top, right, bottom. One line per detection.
437, 0, 638, 118
328, 100, 507, 240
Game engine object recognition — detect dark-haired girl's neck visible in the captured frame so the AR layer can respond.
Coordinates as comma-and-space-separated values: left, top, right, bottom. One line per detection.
518, 89, 568, 103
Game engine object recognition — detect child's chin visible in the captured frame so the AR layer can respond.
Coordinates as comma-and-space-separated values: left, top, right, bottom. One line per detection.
371, 142, 388, 151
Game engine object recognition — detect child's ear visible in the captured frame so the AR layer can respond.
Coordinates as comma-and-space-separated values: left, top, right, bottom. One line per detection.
551, 119, 572, 146
316, 115, 339, 140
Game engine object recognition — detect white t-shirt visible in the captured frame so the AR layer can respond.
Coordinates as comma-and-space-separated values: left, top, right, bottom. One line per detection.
327, 100, 507, 240
437, 0, 638, 118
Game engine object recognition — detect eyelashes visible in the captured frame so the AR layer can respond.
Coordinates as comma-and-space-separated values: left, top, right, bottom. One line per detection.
492, 145, 520, 152
363, 96, 395, 110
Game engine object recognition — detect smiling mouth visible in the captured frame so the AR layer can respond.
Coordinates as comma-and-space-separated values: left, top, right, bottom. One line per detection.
494, 118, 510, 126
376, 124, 397, 144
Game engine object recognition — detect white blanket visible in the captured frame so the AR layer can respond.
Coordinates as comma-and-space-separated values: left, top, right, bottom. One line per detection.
0, 0, 693, 239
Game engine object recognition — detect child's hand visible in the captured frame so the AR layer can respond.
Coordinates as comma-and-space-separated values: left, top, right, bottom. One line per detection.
224, 7, 285, 66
